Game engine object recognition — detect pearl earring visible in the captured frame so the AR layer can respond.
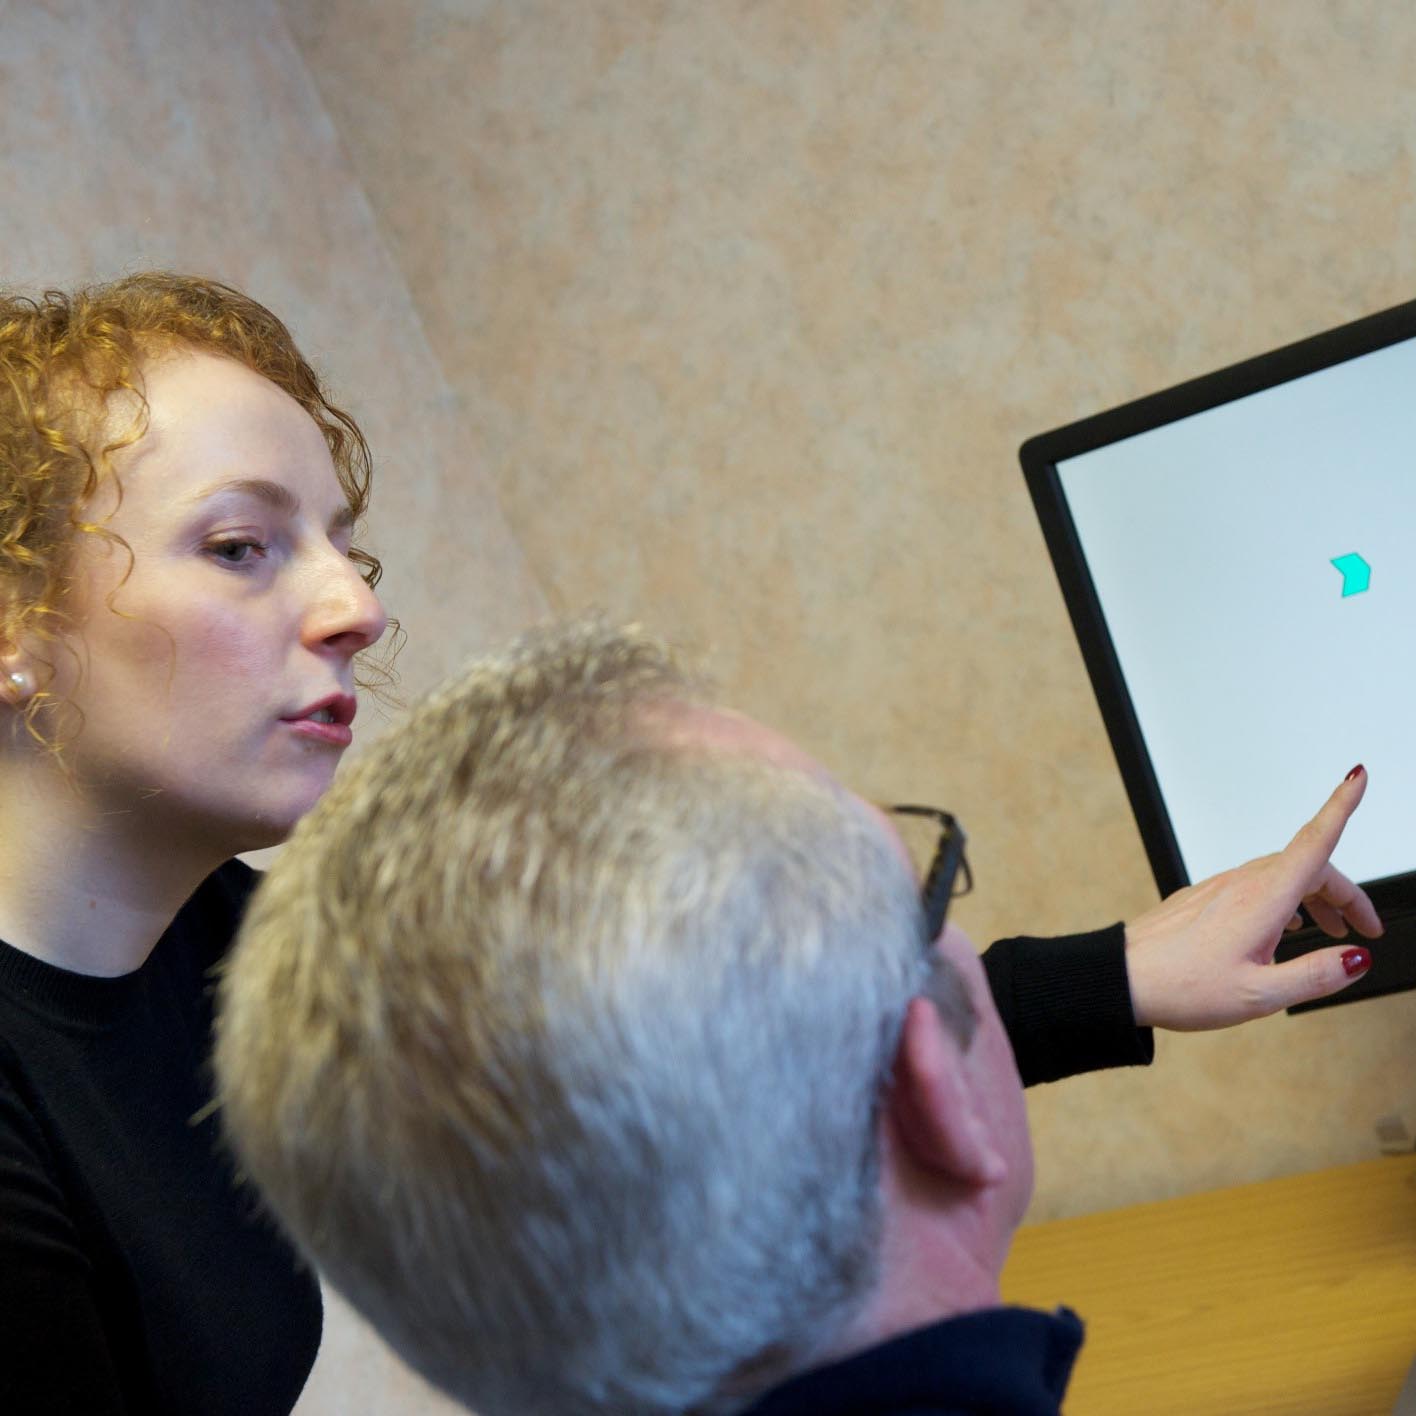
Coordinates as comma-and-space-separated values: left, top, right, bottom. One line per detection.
5, 669, 35, 703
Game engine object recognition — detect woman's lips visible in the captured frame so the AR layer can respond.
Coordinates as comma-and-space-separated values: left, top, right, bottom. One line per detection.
281, 694, 357, 747
281, 717, 353, 747
286, 693, 357, 726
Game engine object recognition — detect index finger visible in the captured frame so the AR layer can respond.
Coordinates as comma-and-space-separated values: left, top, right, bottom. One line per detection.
1276, 764, 1368, 893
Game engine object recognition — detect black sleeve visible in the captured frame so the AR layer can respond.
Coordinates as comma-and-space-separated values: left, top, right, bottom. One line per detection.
0, 1079, 130, 1415
982, 925, 1155, 1088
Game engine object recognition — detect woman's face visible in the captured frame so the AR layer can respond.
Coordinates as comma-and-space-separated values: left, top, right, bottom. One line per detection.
50, 348, 387, 854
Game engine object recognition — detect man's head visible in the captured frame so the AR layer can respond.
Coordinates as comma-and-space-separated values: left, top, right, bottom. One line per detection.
215, 618, 1031, 1415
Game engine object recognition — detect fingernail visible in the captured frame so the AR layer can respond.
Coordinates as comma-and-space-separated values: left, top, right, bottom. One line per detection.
1345, 764, 1365, 782
1342, 947, 1371, 977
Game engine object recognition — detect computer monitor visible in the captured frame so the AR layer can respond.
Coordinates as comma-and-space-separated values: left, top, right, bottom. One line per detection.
1020, 299, 1416, 1011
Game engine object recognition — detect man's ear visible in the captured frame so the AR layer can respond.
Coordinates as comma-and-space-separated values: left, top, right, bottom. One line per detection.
886, 995, 1007, 1190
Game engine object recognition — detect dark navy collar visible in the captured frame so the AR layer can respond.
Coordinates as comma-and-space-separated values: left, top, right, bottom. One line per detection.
740, 1305, 1084, 1416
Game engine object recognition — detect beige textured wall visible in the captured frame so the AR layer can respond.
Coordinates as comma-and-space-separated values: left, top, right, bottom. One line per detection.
1, 0, 544, 702
283, 0, 1416, 1231
2, 2, 537, 1410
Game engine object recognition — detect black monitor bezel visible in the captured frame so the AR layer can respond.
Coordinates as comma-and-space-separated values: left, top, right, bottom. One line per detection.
1019, 297, 1416, 925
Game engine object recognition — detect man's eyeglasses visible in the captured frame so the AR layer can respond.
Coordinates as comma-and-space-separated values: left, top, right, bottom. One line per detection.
886, 805, 972, 944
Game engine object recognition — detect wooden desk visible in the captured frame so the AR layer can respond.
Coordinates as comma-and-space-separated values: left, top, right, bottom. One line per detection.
1001, 1155, 1416, 1415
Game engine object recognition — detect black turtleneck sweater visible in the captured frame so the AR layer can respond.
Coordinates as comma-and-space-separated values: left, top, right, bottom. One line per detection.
0, 860, 321, 1415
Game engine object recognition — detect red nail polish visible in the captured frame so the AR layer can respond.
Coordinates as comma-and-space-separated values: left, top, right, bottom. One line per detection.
1342, 947, 1371, 977
1345, 764, 1365, 781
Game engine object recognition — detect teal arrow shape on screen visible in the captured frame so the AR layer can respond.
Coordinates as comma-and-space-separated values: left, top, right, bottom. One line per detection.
1331, 552, 1371, 598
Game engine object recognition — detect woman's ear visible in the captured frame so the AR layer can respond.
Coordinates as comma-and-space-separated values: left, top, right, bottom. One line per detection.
0, 633, 37, 706
1, 657, 36, 706
887, 995, 1007, 1191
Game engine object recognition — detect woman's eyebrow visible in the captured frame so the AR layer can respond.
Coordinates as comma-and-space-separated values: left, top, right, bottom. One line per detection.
189, 477, 299, 514
188, 477, 356, 531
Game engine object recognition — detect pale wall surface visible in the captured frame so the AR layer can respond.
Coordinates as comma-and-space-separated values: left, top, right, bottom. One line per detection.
1, 2, 538, 1410
283, 0, 1416, 1227
0, 0, 545, 705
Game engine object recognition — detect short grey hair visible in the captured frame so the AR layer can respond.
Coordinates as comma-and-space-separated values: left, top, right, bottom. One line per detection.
215, 618, 966, 1415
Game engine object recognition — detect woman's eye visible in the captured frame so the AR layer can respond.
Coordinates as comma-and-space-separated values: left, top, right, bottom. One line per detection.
206, 539, 269, 566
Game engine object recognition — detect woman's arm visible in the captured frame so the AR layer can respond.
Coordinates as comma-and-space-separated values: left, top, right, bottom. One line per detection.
986, 767, 1382, 1087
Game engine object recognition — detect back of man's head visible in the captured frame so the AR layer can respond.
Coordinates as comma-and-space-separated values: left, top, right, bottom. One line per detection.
216, 618, 970, 1415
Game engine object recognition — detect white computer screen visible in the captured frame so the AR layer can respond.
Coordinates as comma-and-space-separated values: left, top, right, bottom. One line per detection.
1056, 337, 1416, 885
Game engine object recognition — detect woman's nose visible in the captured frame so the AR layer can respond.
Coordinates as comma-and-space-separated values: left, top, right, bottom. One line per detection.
303, 550, 389, 657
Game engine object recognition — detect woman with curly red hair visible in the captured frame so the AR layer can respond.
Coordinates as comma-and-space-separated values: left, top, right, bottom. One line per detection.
0, 274, 387, 1413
